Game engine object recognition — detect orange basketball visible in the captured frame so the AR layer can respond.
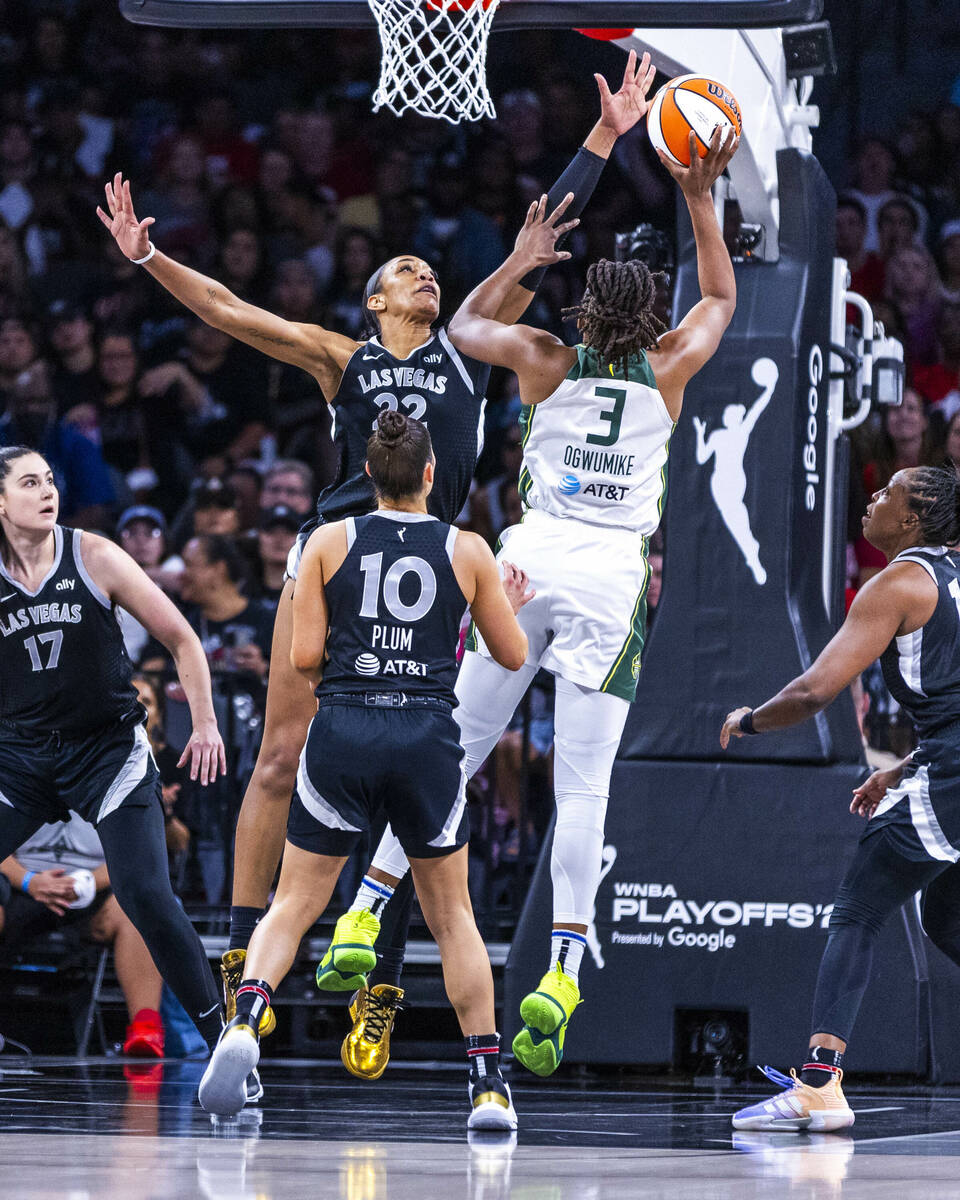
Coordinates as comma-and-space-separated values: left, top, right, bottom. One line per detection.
647, 75, 742, 167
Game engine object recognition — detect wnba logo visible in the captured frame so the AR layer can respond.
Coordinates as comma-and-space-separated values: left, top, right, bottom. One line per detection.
354, 653, 381, 676
557, 474, 581, 496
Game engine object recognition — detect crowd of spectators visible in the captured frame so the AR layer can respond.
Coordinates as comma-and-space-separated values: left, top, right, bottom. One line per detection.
1, 6, 959, 904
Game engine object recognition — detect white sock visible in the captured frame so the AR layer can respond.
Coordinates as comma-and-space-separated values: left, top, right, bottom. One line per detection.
350, 875, 395, 919
550, 929, 587, 985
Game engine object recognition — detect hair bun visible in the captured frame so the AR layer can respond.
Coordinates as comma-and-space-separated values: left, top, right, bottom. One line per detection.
376, 409, 408, 447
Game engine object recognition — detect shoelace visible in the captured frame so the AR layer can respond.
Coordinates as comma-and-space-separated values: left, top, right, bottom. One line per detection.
758, 1065, 796, 1090
362, 992, 401, 1043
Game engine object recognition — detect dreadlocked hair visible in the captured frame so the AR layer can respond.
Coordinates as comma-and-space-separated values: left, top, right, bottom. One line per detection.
562, 259, 667, 376
904, 464, 960, 546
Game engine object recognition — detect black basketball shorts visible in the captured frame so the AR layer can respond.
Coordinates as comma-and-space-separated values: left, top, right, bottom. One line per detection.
0, 719, 160, 828
286, 698, 469, 859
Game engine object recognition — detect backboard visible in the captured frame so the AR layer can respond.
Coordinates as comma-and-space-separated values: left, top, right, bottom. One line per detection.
120, 0, 823, 32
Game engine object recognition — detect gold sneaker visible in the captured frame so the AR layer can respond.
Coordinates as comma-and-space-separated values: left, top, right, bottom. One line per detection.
220, 948, 276, 1038
340, 983, 403, 1080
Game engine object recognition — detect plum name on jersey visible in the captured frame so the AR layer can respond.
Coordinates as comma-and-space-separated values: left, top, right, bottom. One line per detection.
372, 624, 413, 652
0, 602, 82, 637
358, 368, 448, 395
563, 446, 636, 476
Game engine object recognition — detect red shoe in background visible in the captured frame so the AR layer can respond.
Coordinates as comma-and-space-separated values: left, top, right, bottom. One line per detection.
124, 1009, 165, 1058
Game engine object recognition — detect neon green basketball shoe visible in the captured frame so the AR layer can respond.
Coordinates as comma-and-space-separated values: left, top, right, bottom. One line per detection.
511, 965, 582, 1077
315, 909, 380, 992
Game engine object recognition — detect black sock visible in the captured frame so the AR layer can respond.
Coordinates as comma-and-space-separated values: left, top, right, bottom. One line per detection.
229, 906, 263, 952
800, 1044, 843, 1087
466, 1033, 503, 1086
196, 1005, 225, 1052
368, 872, 414, 989
234, 978, 272, 1031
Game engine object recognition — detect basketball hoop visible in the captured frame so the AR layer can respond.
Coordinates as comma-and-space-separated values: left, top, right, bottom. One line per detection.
366, 0, 500, 124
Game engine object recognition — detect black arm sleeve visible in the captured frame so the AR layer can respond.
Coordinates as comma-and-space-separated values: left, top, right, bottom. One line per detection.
517, 145, 608, 292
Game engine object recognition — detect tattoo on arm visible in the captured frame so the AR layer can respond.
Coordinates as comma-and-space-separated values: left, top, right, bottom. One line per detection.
205, 288, 217, 305
244, 326, 296, 347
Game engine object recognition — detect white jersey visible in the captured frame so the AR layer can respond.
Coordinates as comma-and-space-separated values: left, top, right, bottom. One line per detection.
518, 345, 674, 535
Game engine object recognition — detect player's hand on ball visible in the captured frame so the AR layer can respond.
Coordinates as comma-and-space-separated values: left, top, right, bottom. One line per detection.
719, 706, 752, 749
29, 868, 78, 916
513, 192, 579, 269
657, 125, 739, 196
596, 49, 658, 136
501, 560, 535, 614
178, 717, 227, 786
96, 172, 155, 262
850, 764, 902, 818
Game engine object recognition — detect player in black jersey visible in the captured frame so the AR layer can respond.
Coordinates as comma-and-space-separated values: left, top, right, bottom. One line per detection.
198, 412, 532, 1127
719, 467, 960, 1132
0, 445, 228, 1052
96, 52, 659, 1048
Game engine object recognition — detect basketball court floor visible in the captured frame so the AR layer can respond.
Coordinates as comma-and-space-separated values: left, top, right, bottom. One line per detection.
1, 1058, 959, 1198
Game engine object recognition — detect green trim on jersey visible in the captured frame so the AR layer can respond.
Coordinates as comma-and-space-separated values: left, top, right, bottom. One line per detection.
566, 345, 657, 390
601, 538, 650, 702
518, 402, 537, 507
656, 425, 676, 525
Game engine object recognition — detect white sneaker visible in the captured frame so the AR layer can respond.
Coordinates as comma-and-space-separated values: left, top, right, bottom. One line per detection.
199, 1019, 261, 1117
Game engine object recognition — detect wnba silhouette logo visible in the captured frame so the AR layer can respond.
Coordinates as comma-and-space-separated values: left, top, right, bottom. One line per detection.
586, 844, 618, 970
693, 357, 778, 586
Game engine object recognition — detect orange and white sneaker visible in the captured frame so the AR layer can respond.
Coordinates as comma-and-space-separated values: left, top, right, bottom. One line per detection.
732, 1066, 855, 1132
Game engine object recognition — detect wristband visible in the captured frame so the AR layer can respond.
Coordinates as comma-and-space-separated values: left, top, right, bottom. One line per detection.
21, 871, 36, 894
739, 710, 758, 735
131, 241, 156, 266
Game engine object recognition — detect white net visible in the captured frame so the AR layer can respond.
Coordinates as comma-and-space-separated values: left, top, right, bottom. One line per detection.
366, 0, 501, 125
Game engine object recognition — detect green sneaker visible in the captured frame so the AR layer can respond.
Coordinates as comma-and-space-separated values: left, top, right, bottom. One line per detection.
315, 909, 380, 993
512, 965, 581, 1077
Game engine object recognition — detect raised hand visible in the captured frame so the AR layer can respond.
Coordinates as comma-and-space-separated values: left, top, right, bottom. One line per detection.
96, 172, 155, 261
596, 49, 658, 137
513, 192, 579, 269
657, 125, 739, 197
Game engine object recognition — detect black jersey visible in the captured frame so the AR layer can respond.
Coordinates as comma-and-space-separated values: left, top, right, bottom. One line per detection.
315, 329, 489, 526
0, 526, 141, 735
880, 546, 960, 739
319, 511, 466, 706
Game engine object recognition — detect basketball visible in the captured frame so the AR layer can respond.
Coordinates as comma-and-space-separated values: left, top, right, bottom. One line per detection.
647, 75, 743, 167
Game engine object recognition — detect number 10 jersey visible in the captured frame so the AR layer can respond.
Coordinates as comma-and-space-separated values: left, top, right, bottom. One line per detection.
518, 345, 675, 535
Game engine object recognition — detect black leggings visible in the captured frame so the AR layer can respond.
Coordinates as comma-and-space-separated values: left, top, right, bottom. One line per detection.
0, 791, 222, 1046
812, 825, 960, 1042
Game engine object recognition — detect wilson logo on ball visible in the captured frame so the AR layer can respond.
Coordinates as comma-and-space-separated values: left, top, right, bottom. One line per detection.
354, 653, 381, 676
647, 74, 743, 167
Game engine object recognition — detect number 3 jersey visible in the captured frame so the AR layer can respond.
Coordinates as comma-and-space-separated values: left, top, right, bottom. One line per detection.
0, 526, 141, 735
518, 345, 674, 535
317, 329, 489, 526
319, 511, 466, 706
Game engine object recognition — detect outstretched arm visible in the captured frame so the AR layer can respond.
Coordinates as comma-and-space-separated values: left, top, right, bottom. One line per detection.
96, 174, 358, 399
648, 128, 739, 418
719, 563, 938, 748
495, 50, 659, 325
447, 195, 579, 399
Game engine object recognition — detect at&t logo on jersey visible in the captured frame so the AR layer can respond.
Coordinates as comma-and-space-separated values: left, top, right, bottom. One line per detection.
558, 474, 581, 496
355, 653, 381, 676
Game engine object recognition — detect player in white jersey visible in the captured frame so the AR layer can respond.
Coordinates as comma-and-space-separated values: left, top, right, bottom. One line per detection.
328, 125, 739, 1076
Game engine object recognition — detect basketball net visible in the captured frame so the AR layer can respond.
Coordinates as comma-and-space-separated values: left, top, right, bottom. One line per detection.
366, 0, 500, 124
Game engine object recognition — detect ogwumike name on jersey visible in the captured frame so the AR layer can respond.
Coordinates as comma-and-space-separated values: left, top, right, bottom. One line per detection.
357, 368, 448, 396
562, 446, 637, 477
1, 602, 82, 637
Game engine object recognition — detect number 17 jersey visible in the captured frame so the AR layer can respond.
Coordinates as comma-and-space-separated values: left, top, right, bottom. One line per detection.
518, 345, 675, 535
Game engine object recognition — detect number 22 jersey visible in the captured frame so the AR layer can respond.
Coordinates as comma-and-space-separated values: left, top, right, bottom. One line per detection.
518, 344, 674, 536
316, 329, 489, 526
